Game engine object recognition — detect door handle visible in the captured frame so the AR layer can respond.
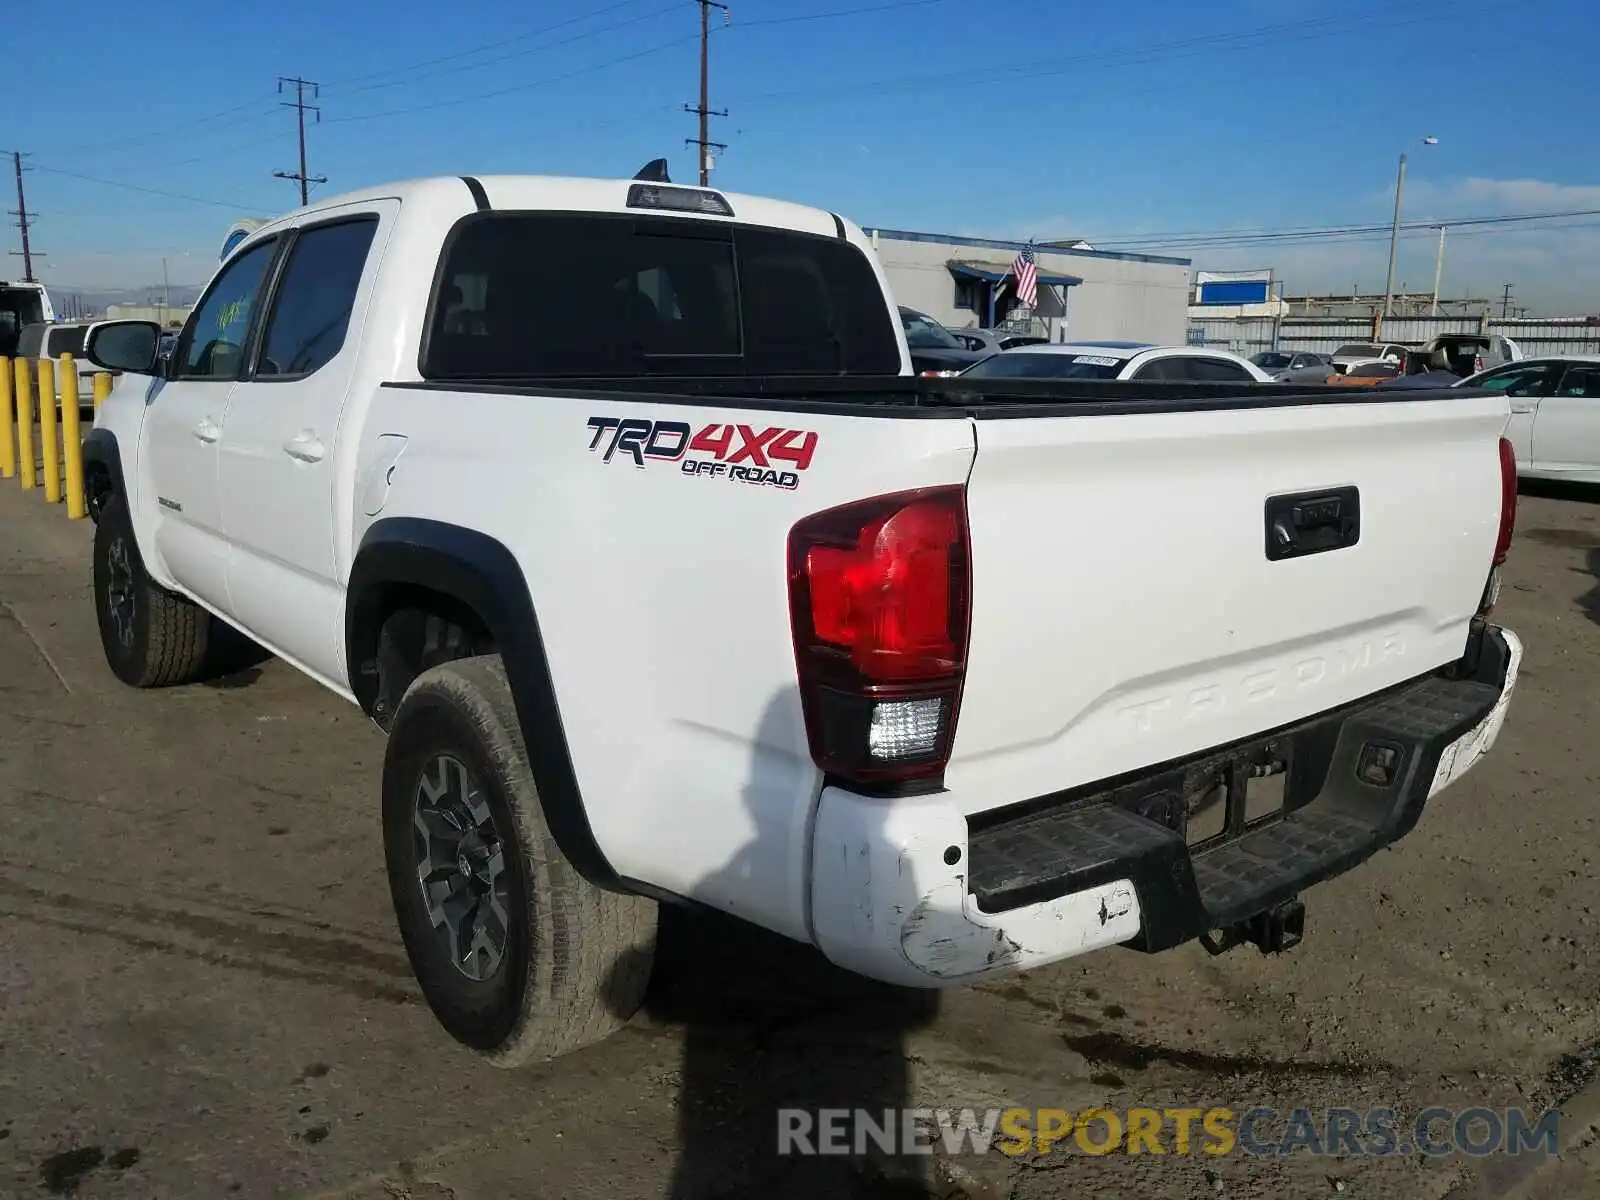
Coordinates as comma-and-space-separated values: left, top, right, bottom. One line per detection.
192, 418, 220, 444
1509, 403, 1536, 414
283, 430, 326, 463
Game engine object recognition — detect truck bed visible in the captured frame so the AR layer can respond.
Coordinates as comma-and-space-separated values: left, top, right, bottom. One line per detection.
367, 372, 1508, 943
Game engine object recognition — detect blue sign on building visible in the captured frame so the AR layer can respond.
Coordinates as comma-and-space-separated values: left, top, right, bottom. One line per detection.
1197, 280, 1271, 306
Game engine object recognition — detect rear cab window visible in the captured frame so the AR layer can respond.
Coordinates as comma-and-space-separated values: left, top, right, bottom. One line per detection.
421, 213, 901, 379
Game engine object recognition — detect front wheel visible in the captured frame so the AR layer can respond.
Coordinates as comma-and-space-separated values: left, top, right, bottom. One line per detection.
91, 493, 212, 687
381, 653, 657, 1066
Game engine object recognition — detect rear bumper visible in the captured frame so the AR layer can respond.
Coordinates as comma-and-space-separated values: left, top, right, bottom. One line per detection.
808, 625, 1521, 988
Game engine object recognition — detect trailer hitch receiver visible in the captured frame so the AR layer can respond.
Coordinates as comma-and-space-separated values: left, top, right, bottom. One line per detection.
1200, 898, 1306, 957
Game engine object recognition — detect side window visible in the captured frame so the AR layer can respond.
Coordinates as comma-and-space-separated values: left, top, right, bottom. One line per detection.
256, 218, 379, 380
1557, 365, 1600, 397
175, 239, 278, 381
15, 324, 44, 360
1474, 363, 1562, 397
1126, 356, 1190, 380
1185, 356, 1254, 382
1131, 357, 1183, 381
47, 326, 86, 359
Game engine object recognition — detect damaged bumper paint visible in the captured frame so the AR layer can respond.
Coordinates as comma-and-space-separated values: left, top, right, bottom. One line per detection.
808, 626, 1521, 989
807, 786, 1143, 989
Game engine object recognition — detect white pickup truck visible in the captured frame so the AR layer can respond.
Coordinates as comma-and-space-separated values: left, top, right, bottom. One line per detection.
78, 170, 1523, 1067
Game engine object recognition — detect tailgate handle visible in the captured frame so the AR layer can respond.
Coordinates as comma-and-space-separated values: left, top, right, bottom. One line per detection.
1265, 487, 1360, 561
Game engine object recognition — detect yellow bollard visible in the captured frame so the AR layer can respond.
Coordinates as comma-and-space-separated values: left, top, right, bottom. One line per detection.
93, 372, 111, 413
14, 358, 34, 490
36, 358, 61, 504
60, 356, 85, 520
0, 356, 13, 478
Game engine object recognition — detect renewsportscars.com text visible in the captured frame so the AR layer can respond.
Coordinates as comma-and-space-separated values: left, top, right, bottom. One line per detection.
777, 1105, 1561, 1159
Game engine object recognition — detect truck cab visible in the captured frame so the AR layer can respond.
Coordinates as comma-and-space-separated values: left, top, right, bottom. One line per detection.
0, 279, 54, 358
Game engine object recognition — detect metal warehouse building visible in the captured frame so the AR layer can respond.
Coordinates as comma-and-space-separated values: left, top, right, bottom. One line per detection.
861, 227, 1194, 345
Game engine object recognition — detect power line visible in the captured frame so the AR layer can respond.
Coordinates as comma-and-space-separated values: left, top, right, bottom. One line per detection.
326, 0, 955, 127
731, 0, 1515, 107
334, 3, 681, 97
1092, 208, 1600, 252
273, 76, 326, 206
324, 0, 664, 90
687, 0, 730, 187
729, 0, 948, 28
47, 95, 283, 160
27, 165, 261, 211
327, 33, 699, 124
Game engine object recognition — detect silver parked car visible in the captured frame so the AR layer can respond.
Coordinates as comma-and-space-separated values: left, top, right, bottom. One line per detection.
946, 327, 1051, 355
1250, 350, 1336, 383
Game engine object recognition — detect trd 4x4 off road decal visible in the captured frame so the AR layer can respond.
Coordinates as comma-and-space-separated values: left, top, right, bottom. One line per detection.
585, 417, 818, 490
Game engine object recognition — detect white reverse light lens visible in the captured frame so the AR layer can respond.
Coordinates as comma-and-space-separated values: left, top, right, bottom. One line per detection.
869, 698, 944, 761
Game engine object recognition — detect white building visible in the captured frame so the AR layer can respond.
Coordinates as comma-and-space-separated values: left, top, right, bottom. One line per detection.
861, 227, 1193, 345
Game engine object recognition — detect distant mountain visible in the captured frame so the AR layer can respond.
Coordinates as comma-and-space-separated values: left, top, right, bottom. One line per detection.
47, 285, 205, 318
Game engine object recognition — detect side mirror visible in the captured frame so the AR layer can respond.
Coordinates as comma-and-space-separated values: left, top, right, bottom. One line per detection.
84, 320, 161, 374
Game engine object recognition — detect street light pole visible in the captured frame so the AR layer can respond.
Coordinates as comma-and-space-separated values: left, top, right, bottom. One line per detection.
1380, 136, 1436, 333
1431, 225, 1446, 316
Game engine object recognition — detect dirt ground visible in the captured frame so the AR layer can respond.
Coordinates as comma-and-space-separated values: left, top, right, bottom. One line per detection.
0, 478, 1595, 1200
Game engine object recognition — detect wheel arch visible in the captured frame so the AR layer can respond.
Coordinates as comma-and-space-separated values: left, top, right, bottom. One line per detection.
347, 517, 623, 891
82, 427, 126, 522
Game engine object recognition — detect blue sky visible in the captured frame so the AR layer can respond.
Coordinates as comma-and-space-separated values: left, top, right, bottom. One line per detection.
6, 0, 1598, 311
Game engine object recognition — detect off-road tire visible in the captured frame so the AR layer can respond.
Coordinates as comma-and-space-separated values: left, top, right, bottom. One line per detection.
92, 492, 212, 687
382, 653, 658, 1067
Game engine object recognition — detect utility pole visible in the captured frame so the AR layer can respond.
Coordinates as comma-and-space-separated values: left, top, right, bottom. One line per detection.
684, 0, 729, 187
1500, 283, 1514, 319
9, 151, 41, 282
1380, 152, 1407, 326
273, 77, 326, 206
1430, 225, 1446, 316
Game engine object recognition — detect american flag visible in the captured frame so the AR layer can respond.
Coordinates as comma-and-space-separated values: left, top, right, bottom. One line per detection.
1011, 243, 1038, 309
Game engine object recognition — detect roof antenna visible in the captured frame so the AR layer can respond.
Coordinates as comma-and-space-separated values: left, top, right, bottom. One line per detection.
633, 158, 671, 183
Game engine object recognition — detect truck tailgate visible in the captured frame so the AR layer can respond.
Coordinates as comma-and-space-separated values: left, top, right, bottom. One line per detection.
946, 391, 1510, 811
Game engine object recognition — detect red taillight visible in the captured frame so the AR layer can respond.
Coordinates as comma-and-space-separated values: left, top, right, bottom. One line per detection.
1494, 435, 1517, 566
788, 486, 970, 787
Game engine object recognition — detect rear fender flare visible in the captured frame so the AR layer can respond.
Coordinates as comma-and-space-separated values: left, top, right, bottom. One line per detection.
346, 517, 623, 891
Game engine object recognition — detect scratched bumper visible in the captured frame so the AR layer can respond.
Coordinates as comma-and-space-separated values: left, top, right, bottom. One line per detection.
808, 626, 1519, 987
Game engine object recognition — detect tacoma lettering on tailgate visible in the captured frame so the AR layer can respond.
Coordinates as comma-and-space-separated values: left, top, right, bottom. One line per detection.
1119, 632, 1407, 736
585, 416, 818, 490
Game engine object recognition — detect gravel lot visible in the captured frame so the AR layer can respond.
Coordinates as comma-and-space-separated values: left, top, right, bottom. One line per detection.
0, 479, 1594, 1200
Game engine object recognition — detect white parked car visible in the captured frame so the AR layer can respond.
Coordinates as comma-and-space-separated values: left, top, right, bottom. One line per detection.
14, 320, 102, 415
957, 341, 1277, 383
1330, 342, 1409, 375
1460, 355, 1600, 483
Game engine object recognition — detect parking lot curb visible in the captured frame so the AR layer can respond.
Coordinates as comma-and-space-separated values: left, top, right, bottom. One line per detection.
1441, 1070, 1600, 1199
